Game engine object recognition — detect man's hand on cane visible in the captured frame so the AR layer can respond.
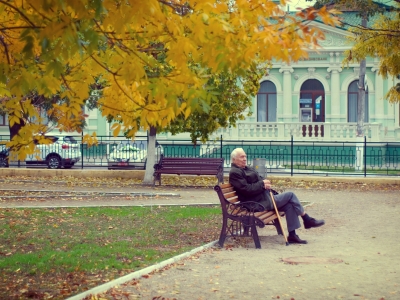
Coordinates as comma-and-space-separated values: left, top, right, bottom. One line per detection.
263, 179, 272, 190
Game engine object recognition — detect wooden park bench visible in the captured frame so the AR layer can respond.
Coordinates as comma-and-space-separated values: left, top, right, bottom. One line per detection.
214, 183, 286, 249
153, 157, 224, 185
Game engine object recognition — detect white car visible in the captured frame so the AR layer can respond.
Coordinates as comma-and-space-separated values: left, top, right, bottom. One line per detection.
108, 142, 163, 169
25, 135, 81, 169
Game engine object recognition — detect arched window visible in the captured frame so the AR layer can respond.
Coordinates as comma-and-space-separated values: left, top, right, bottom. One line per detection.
301, 79, 324, 91
257, 81, 276, 122
299, 79, 325, 122
348, 81, 369, 122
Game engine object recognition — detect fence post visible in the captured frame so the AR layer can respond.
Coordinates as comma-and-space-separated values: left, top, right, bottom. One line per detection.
364, 136, 367, 177
291, 135, 294, 177
220, 135, 223, 159
81, 132, 84, 169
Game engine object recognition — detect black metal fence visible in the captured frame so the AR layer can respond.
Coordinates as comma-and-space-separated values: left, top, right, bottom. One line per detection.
1, 135, 399, 177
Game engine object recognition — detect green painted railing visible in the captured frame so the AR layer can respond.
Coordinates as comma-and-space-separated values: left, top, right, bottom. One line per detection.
1, 135, 399, 177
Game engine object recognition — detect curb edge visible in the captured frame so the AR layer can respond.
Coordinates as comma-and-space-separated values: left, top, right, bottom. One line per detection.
66, 240, 218, 300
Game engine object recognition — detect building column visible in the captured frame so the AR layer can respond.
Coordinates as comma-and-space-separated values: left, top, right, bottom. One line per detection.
327, 52, 342, 122
372, 65, 384, 121
279, 64, 294, 122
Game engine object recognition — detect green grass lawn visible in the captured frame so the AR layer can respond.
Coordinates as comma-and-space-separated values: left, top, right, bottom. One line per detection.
0, 206, 221, 299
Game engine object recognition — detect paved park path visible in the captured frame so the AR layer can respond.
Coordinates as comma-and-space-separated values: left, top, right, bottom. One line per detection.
79, 188, 400, 300
1, 174, 400, 300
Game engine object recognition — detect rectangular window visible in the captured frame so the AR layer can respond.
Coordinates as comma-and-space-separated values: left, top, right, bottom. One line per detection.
30, 108, 49, 125
348, 93, 357, 122
257, 94, 267, 122
257, 93, 277, 122
0, 114, 8, 126
348, 94, 369, 122
267, 94, 277, 122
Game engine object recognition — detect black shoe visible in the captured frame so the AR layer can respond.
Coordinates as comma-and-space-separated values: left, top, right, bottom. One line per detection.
304, 218, 325, 229
288, 234, 308, 244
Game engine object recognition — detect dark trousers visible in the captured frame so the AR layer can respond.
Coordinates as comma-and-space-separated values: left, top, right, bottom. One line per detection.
273, 191, 305, 232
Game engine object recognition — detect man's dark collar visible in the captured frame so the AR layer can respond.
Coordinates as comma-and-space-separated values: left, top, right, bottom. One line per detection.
231, 163, 247, 169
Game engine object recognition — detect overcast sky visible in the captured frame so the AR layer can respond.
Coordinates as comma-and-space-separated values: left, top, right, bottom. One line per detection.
287, 0, 315, 10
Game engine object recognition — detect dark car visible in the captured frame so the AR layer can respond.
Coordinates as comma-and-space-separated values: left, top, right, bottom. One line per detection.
0, 145, 8, 167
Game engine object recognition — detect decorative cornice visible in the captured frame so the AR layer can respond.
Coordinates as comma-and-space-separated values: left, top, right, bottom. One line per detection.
308, 67, 316, 78
327, 66, 343, 73
320, 31, 349, 47
279, 65, 294, 73
371, 66, 379, 73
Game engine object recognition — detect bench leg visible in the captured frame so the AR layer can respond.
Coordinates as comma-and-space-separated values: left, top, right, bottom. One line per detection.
218, 227, 227, 248
243, 225, 250, 236
251, 225, 261, 249
273, 219, 283, 235
218, 232, 226, 248
218, 217, 228, 247
153, 173, 161, 186
216, 172, 223, 184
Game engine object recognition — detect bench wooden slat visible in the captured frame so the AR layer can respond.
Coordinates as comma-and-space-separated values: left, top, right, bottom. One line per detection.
159, 169, 219, 172
224, 191, 236, 199
160, 162, 223, 166
254, 210, 275, 219
157, 170, 219, 174
226, 197, 239, 204
153, 157, 224, 185
158, 164, 222, 167
219, 182, 233, 189
221, 186, 235, 193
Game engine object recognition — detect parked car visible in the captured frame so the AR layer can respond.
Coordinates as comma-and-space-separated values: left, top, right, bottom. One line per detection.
108, 141, 163, 169
0, 135, 81, 169
0, 144, 8, 167
25, 135, 81, 169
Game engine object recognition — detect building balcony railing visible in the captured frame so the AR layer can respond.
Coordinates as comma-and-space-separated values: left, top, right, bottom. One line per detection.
212, 122, 383, 142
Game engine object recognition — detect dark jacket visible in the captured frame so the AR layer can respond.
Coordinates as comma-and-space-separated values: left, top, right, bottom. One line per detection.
229, 163, 273, 211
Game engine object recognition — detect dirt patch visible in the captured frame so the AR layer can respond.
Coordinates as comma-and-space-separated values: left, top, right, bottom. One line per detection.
282, 256, 344, 264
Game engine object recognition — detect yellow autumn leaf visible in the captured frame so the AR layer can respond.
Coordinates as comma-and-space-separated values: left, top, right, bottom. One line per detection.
0, 0, 342, 158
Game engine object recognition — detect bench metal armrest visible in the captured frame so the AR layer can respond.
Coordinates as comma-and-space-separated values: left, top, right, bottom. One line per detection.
237, 201, 265, 213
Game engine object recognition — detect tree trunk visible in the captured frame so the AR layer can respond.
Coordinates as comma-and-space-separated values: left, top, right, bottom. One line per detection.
9, 118, 25, 141
142, 126, 157, 185
8, 116, 26, 166
356, 17, 368, 137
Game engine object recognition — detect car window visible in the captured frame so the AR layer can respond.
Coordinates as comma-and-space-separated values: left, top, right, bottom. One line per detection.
45, 136, 59, 143
33, 136, 58, 144
0, 145, 7, 153
63, 136, 78, 144
120, 145, 140, 152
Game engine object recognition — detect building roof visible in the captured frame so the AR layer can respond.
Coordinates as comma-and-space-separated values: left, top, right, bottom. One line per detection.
288, 1, 398, 30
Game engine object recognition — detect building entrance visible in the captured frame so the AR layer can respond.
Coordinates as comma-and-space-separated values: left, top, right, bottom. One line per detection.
299, 79, 325, 137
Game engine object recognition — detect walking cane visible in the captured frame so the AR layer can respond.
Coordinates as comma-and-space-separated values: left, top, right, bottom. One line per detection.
269, 190, 289, 246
